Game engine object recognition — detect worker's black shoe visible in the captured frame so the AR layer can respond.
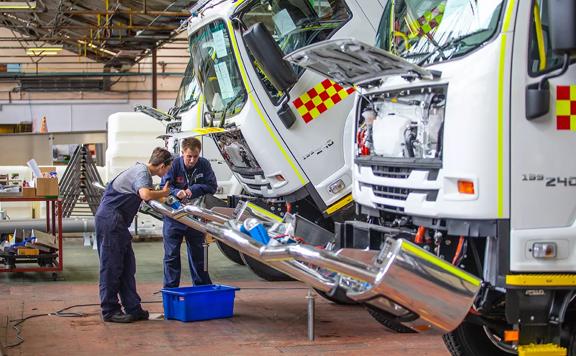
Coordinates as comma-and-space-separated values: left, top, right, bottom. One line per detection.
126, 309, 149, 322
103, 312, 133, 323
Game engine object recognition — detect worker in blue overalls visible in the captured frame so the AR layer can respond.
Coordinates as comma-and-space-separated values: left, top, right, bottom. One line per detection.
161, 137, 217, 288
96, 147, 173, 323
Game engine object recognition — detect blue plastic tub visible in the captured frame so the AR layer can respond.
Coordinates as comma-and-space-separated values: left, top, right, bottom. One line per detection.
161, 284, 240, 322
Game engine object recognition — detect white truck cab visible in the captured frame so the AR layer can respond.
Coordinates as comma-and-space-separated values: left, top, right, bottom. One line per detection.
184, 0, 385, 216
286, 0, 576, 354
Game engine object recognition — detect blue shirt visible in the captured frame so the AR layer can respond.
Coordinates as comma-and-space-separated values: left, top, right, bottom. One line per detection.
161, 156, 217, 228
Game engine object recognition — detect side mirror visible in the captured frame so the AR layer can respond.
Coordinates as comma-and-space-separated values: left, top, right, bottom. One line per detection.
526, 82, 550, 120
243, 23, 298, 92
547, 0, 576, 55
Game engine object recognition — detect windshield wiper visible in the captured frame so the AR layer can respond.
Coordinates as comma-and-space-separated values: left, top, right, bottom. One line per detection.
417, 28, 491, 66
178, 97, 200, 114
219, 91, 246, 128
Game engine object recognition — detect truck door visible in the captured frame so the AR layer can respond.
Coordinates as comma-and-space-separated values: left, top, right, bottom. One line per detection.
510, 0, 576, 271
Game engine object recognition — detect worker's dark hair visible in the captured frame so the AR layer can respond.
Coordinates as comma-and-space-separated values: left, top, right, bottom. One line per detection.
149, 147, 173, 166
181, 137, 202, 152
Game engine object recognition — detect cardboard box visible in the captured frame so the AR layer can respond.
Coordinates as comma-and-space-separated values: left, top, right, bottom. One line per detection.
31, 229, 58, 251
35, 177, 59, 197
21, 187, 36, 198
39, 166, 57, 178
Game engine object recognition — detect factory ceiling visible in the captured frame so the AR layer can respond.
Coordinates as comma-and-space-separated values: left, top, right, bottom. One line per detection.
0, 0, 195, 70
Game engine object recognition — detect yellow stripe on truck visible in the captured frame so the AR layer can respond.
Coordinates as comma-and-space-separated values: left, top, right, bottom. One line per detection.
402, 242, 481, 287
497, 0, 516, 219
196, 94, 204, 128
325, 193, 353, 215
518, 344, 567, 356
506, 274, 576, 287
226, 21, 307, 186
246, 202, 283, 222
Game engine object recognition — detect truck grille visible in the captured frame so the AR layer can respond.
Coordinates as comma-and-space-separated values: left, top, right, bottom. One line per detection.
371, 166, 412, 179
373, 185, 409, 201
363, 183, 438, 202
245, 182, 272, 190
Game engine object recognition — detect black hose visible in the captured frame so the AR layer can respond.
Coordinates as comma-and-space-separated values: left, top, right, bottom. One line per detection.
404, 127, 415, 158
469, 238, 484, 277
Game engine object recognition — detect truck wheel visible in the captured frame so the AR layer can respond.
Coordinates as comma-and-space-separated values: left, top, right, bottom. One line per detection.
215, 240, 245, 265
568, 323, 576, 356
366, 305, 416, 333
315, 288, 357, 305
443, 322, 516, 355
240, 254, 295, 281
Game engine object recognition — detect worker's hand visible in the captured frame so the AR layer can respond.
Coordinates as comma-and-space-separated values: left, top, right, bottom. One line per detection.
184, 189, 193, 198
162, 182, 170, 197
176, 189, 187, 199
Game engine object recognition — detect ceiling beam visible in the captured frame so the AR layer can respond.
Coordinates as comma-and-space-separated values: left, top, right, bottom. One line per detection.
65, 10, 190, 17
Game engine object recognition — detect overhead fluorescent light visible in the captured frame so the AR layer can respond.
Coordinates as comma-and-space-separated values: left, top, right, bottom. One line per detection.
26, 46, 63, 56
27, 46, 63, 52
26, 50, 60, 56
0, 1, 37, 10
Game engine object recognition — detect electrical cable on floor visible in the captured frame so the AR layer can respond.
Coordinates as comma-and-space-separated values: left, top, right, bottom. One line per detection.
4, 286, 309, 348
4, 301, 163, 348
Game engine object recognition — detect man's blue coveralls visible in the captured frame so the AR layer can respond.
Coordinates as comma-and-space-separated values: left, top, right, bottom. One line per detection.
95, 163, 151, 319
161, 156, 217, 287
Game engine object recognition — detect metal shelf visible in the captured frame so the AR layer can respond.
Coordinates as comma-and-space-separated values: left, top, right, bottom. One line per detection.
0, 197, 63, 277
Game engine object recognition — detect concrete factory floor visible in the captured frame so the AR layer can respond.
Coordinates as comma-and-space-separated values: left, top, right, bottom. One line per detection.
1, 238, 449, 355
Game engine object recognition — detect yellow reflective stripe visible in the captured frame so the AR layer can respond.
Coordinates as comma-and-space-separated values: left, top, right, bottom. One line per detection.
533, 2, 547, 71
389, 0, 395, 52
497, 0, 516, 219
497, 36, 507, 219
246, 202, 283, 222
226, 21, 306, 185
325, 193, 353, 215
518, 344, 567, 356
196, 94, 204, 128
506, 274, 576, 287
233, 0, 245, 7
502, 0, 515, 31
402, 242, 482, 287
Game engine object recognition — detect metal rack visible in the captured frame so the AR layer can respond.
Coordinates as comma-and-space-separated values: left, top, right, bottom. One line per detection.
0, 197, 63, 279
59, 144, 104, 218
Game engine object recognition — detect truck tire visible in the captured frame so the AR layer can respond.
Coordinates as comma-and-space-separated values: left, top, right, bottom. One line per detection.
443, 322, 516, 356
568, 323, 576, 356
365, 305, 416, 333
215, 240, 245, 265
240, 254, 295, 281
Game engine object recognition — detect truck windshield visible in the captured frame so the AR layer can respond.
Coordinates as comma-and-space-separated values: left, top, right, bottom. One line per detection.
239, 0, 351, 103
189, 20, 247, 126
174, 60, 201, 115
376, 0, 505, 66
